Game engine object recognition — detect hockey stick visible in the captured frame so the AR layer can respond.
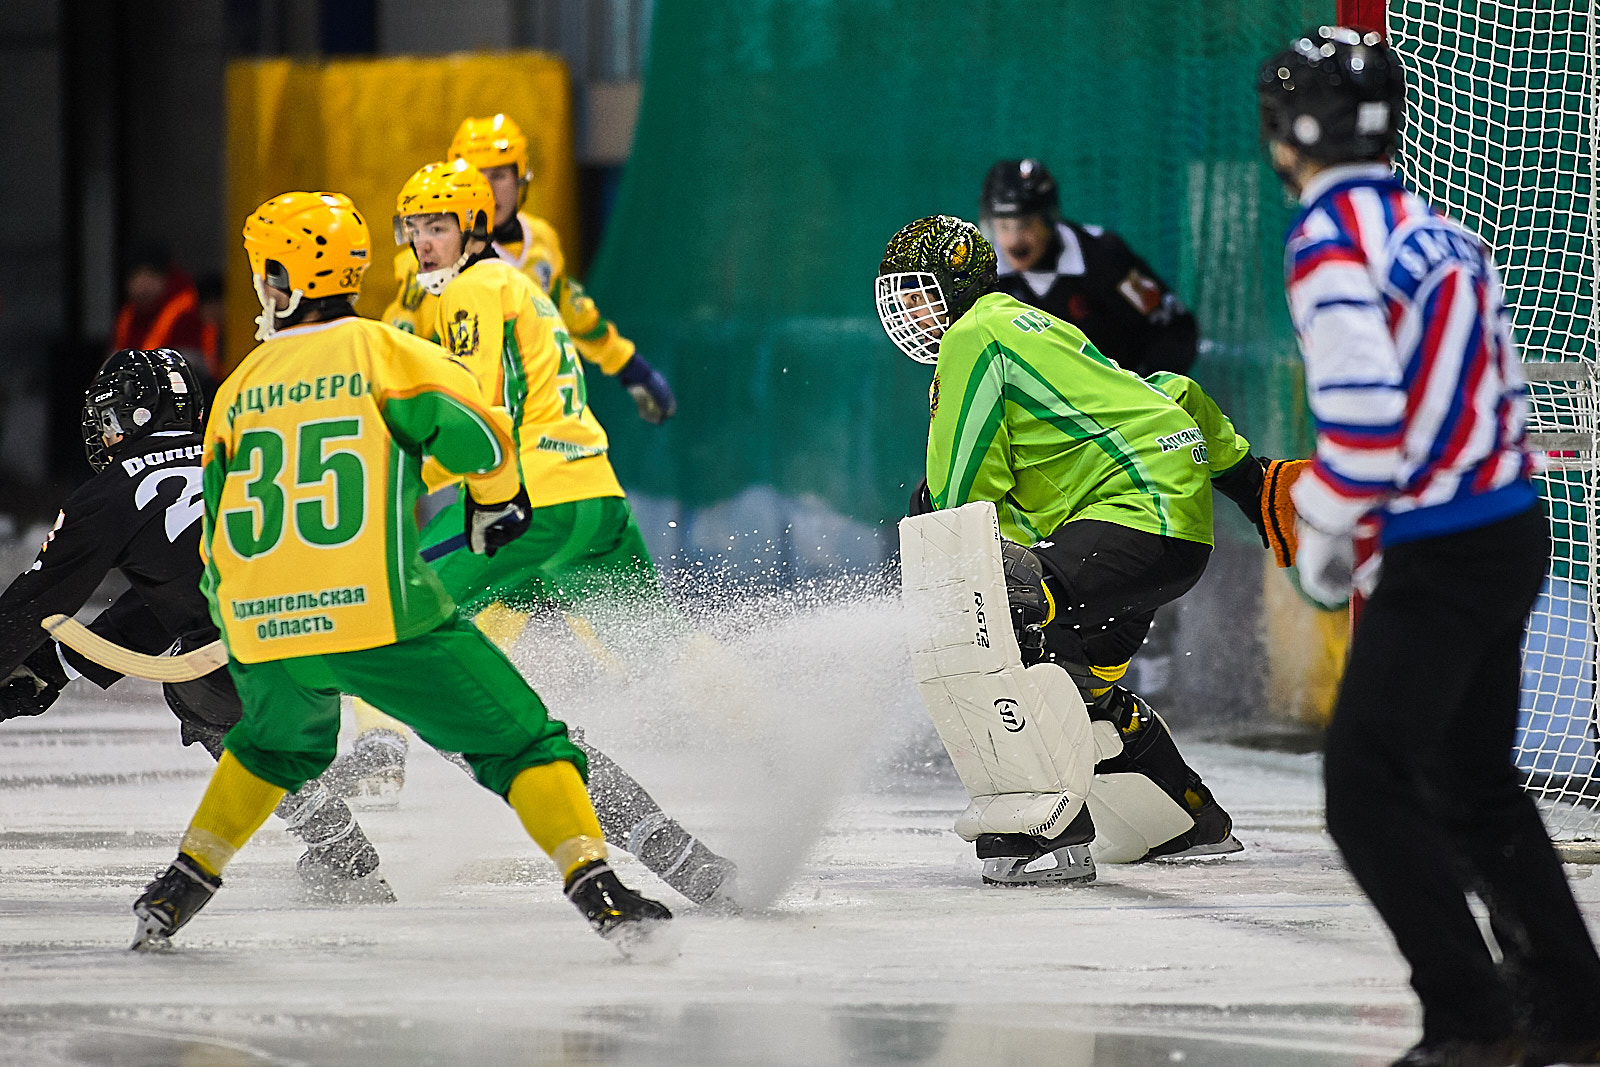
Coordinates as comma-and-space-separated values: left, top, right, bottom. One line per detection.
421, 533, 466, 562
40, 615, 227, 683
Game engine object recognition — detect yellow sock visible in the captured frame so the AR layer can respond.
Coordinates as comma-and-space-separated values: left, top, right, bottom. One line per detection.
180, 751, 287, 878
351, 698, 404, 737
474, 600, 530, 650
506, 760, 608, 880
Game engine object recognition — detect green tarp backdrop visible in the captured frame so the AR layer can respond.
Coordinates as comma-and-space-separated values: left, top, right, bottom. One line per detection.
587, 1, 1332, 565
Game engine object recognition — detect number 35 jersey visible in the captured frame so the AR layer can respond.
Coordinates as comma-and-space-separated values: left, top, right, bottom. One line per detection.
201, 315, 521, 663
433, 258, 624, 508
0, 430, 212, 679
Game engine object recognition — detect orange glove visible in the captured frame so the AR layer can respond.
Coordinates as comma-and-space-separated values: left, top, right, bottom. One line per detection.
1261, 459, 1311, 567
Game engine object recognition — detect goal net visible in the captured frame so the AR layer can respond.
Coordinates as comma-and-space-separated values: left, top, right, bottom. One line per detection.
1388, 0, 1600, 850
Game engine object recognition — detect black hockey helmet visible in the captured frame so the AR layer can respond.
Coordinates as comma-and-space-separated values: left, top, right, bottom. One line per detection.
980, 160, 1060, 221
876, 215, 999, 363
1257, 26, 1407, 163
83, 348, 204, 473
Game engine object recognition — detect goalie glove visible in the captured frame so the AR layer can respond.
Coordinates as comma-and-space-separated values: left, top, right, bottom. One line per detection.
0, 642, 69, 721
1210, 456, 1309, 567
465, 486, 531, 558
617, 354, 677, 425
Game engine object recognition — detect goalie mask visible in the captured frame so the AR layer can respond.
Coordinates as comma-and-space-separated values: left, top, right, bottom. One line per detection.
83, 348, 204, 473
1257, 26, 1407, 165
876, 215, 998, 364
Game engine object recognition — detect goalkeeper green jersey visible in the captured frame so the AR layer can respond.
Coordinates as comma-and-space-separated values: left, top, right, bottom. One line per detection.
926, 293, 1249, 546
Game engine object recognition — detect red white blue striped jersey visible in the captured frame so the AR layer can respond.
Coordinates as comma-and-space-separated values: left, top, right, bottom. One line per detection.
1284, 162, 1537, 545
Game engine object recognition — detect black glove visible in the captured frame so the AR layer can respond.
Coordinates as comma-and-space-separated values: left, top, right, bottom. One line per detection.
465, 486, 531, 557
0, 642, 69, 722
617, 354, 677, 425
908, 477, 935, 517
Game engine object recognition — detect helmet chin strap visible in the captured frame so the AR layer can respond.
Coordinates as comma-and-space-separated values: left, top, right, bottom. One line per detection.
416, 243, 475, 296
252, 274, 304, 341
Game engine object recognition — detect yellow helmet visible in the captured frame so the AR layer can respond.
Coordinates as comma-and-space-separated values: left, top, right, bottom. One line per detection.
243, 191, 370, 340
394, 159, 494, 243
394, 160, 495, 295
448, 114, 528, 182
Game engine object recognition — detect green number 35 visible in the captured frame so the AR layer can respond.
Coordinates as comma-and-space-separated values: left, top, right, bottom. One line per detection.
223, 418, 366, 559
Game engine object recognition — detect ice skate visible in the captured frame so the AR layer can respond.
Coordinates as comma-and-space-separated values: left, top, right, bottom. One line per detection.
319, 728, 408, 806
564, 859, 675, 959
131, 854, 221, 950
1146, 785, 1244, 861
626, 812, 741, 909
977, 808, 1097, 887
1389, 1038, 1520, 1066
295, 836, 396, 905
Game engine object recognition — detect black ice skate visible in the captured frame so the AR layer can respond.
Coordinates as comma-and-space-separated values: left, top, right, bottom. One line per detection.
627, 813, 741, 909
564, 859, 674, 957
976, 806, 1097, 887
131, 853, 221, 950
1146, 782, 1245, 862
319, 728, 407, 805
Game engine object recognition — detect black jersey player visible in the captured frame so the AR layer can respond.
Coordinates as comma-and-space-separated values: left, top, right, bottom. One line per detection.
0, 348, 391, 899
980, 159, 1197, 377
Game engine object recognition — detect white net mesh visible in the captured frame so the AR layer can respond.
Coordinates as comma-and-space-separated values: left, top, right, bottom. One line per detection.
1389, 0, 1600, 844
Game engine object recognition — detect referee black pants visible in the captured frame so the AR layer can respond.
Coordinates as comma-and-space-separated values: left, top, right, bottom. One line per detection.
1324, 505, 1600, 1042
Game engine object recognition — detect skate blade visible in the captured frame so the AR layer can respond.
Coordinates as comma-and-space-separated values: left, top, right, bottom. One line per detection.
981, 844, 1096, 887
297, 873, 398, 906
1148, 833, 1245, 863
603, 918, 680, 963
130, 914, 174, 952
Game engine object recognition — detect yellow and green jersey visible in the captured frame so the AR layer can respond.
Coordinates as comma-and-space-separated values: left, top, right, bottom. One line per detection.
380, 210, 635, 374
927, 293, 1248, 547
432, 257, 624, 508
200, 315, 521, 663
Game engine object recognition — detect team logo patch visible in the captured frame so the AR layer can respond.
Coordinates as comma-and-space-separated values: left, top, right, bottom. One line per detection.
929, 374, 940, 419
445, 309, 479, 358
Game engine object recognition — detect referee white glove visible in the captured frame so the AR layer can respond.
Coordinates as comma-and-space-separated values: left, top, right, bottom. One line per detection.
1294, 519, 1354, 609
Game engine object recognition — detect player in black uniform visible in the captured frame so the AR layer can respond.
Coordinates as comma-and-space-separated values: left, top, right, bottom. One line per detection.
0, 348, 391, 899
980, 159, 1198, 376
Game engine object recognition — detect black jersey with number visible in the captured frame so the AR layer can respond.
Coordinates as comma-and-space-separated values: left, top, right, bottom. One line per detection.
994, 220, 1198, 377
0, 430, 212, 685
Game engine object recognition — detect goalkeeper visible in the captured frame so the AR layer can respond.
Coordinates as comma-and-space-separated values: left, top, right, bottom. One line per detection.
879, 215, 1304, 875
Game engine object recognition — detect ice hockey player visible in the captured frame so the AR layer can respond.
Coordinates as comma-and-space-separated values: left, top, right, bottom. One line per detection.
130, 191, 671, 954
1260, 27, 1600, 1067
0, 348, 390, 900
879, 214, 1303, 883
980, 159, 1198, 377
381, 113, 675, 426
375, 158, 737, 907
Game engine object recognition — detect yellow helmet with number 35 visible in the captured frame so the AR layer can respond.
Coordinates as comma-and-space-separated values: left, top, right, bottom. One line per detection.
448, 113, 529, 184
242, 191, 371, 340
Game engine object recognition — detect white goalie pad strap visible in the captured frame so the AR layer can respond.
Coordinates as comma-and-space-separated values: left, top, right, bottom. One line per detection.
1086, 772, 1196, 865
900, 502, 1095, 841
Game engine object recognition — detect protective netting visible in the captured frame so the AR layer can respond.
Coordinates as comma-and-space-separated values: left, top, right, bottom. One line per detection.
1390, 0, 1600, 843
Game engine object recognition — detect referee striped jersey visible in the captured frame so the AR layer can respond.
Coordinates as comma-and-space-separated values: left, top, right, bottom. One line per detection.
1285, 162, 1537, 546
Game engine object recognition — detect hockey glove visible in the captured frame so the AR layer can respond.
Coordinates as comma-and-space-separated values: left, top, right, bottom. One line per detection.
1260, 459, 1309, 567
0, 642, 68, 721
1294, 520, 1354, 609
465, 486, 531, 558
617, 355, 677, 425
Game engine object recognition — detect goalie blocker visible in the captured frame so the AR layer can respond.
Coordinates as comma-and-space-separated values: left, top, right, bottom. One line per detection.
900, 501, 1234, 885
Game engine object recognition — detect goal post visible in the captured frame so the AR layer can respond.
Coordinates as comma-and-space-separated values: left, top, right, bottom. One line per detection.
1348, 0, 1600, 851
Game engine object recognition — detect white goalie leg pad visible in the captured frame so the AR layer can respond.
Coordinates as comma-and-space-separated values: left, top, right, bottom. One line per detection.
1086, 773, 1195, 864
900, 501, 1095, 842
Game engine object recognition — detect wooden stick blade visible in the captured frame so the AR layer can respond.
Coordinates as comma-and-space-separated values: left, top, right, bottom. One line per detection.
41, 615, 227, 683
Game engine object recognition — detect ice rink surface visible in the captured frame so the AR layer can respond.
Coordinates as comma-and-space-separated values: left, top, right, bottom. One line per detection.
2, 591, 1597, 1066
